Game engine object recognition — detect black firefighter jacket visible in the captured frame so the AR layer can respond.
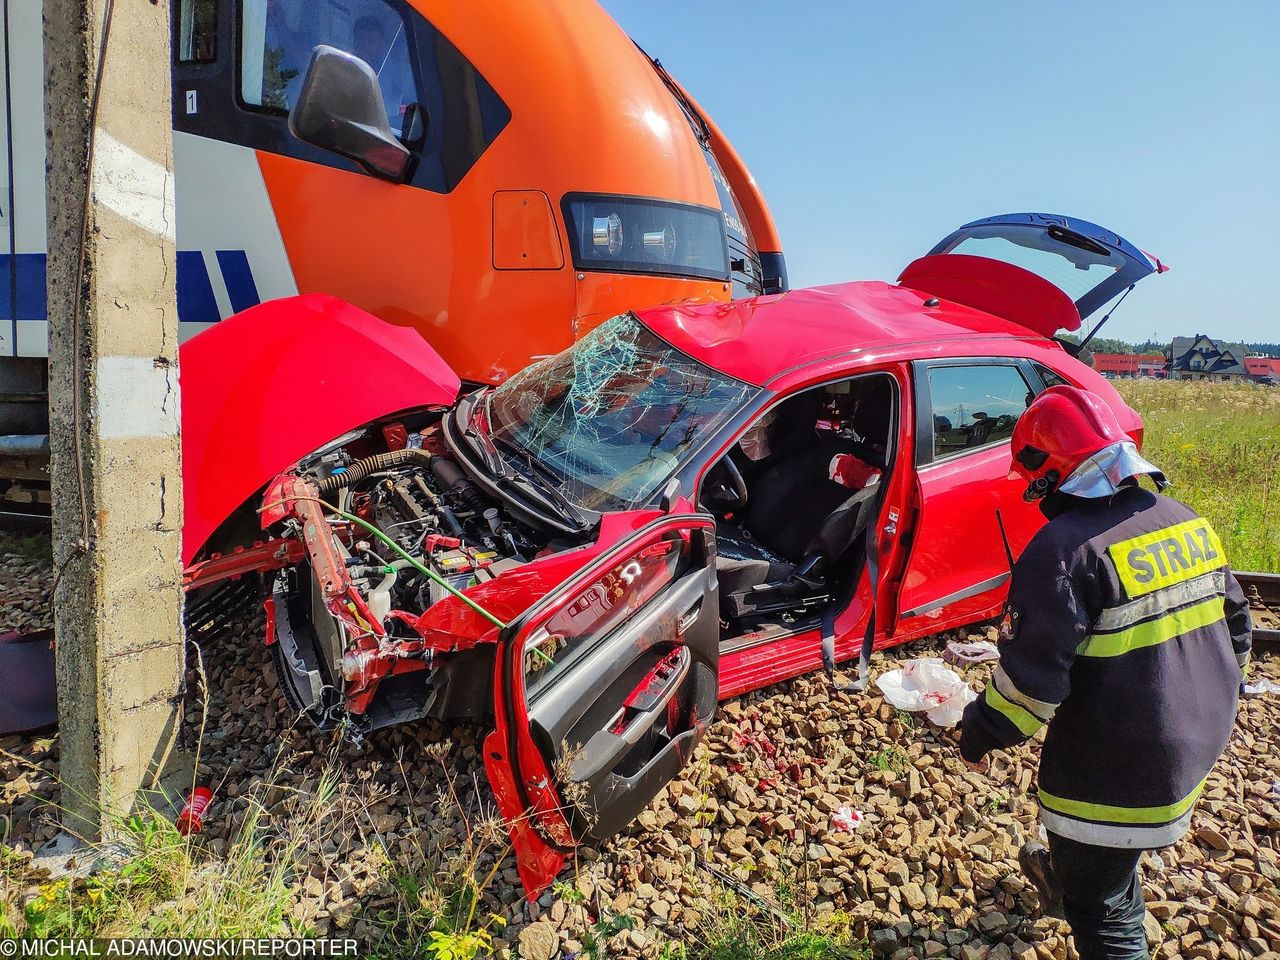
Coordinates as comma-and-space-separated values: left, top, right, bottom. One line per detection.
960, 486, 1252, 849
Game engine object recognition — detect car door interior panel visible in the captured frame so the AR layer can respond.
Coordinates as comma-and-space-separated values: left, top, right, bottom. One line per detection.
491, 517, 720, 879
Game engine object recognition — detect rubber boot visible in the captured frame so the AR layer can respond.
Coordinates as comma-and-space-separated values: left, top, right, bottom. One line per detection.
1019, 841, 1066, 920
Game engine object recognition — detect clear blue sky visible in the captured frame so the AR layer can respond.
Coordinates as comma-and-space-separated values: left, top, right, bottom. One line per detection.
601, 1, 1279, 345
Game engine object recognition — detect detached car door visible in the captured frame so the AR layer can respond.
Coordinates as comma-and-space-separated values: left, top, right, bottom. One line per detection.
485, 514, 720, 897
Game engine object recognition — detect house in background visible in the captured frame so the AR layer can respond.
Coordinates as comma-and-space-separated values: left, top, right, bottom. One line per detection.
1166, 335, 1251, 381
1245, 356, 1280, 385
1092, 353, 1167, 379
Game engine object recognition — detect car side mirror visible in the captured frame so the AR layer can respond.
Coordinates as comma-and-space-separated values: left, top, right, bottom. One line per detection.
288, 45, 410, 182
659, 477, 682, 513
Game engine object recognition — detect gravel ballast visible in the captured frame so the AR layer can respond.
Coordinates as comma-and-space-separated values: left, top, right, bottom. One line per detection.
2, 531, 1277, 958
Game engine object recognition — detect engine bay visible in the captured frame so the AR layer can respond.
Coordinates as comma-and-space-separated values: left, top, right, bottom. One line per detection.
259, 410, 567, 739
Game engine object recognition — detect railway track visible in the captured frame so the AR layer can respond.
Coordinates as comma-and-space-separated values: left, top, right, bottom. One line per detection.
2, 509, 1276, 650
1237, 570, 1280, 652
0, 506, 51, 531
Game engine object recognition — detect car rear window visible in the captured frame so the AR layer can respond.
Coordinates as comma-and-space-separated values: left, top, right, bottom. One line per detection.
1035, 363, 1072, 389
942, 224, 1126, 306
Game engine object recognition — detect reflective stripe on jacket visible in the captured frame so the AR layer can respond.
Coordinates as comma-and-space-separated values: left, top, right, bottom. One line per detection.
960, 487, 1252, 849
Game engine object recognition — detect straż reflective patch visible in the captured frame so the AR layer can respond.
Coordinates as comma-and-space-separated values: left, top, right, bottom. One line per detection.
998, 603, 1021, 643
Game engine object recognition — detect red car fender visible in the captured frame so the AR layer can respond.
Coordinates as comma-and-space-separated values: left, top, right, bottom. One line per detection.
179, 295, 461, 565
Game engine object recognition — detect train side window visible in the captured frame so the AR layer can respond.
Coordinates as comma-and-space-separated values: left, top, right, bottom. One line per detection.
177, 0, 218, 63
239, 0, 418, 136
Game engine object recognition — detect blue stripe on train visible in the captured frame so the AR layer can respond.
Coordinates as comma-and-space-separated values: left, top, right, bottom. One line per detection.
0, 253, 48, 321
177, 250, 220, 322
215, 250, 261, 314
0, 251, 259, 324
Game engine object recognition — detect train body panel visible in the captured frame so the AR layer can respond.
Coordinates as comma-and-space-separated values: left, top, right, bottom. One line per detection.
0, 0, 784, 507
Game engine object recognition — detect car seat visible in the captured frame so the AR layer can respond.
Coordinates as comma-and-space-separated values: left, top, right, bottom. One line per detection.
716, 385, 891, 620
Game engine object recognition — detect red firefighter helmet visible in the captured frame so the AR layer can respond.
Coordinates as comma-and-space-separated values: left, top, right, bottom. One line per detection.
1011, 385, 1163, 501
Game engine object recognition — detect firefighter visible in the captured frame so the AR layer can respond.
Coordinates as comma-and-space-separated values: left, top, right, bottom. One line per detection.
958, 385, 1252, 960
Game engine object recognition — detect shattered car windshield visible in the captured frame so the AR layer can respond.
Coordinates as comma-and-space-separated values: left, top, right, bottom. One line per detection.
487, 313, 757, 511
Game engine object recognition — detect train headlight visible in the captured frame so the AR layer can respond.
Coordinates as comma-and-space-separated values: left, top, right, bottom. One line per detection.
564, 194, 728, 281
591, 213, 624, 255
643, 224, 676, 259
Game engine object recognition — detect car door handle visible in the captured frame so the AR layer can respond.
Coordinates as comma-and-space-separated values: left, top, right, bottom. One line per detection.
568, 647, 691, 782
611, 646, 691, 745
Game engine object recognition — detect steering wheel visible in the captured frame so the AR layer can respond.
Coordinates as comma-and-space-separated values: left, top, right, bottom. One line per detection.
705, 456, 749, 510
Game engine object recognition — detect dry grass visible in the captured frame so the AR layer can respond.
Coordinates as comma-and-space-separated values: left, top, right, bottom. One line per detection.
0, 754, 516, 956
0, 767, 337, 940
1114, 378, 1280, 572
0, 740, 871, 958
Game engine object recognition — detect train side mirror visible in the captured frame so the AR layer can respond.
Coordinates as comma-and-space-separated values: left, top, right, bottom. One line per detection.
288, 45, 410, 183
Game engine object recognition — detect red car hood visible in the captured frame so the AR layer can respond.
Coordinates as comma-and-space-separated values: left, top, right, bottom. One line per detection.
180, 295, 461, 564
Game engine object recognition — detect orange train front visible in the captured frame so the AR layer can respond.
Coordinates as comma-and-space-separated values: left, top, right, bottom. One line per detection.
169, 0, 786, 384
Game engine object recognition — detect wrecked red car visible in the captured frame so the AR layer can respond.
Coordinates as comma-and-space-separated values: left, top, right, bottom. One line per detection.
180, 213, 1163, 894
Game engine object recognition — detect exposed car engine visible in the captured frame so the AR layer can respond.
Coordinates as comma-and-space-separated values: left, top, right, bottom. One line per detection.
263, 415, 556, 738
323, 446, 539, 602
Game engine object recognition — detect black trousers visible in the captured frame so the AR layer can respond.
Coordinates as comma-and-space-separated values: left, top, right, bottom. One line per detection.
1047, 833, 1149, 960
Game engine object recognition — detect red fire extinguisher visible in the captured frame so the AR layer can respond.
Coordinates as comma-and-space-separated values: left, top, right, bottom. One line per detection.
176, 787, 214, 836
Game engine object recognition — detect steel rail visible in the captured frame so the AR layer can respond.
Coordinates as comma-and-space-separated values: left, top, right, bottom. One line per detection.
1236, 570, 1280, 651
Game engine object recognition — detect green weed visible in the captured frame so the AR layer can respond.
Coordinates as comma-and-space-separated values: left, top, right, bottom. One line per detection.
654, 852, 870, 960
867, 748, 910, 775
1, 531, 52, 563
669, 886, 868, 960
9, 770, 335, 939
551, 878, 640, 960
581, 909, 637, 959
1, 735, 515, 956
365, 754, 513, 959
424, 929, 497, 960
551, 878, 586, 905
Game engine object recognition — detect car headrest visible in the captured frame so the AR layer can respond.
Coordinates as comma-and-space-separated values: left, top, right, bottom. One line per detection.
852, 387, 892, 446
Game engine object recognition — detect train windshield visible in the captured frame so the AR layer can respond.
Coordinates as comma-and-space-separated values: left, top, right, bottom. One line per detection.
239, 0, 417, 136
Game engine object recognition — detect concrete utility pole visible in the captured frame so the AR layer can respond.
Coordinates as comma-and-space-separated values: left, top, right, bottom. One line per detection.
44, 0, 185, 837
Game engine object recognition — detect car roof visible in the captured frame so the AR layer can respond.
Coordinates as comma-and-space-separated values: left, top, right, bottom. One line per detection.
635, 280, 1046, 386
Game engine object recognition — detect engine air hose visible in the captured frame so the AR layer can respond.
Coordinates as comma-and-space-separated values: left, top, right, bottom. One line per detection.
315, 447, 435, 495
431, 458, 487, 511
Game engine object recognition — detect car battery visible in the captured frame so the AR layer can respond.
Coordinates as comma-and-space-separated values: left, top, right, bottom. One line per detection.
428, 548, 499, 605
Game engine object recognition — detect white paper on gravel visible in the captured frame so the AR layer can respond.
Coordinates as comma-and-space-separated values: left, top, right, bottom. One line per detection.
876, 657, 978, 728
943, 639, 1001, 664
